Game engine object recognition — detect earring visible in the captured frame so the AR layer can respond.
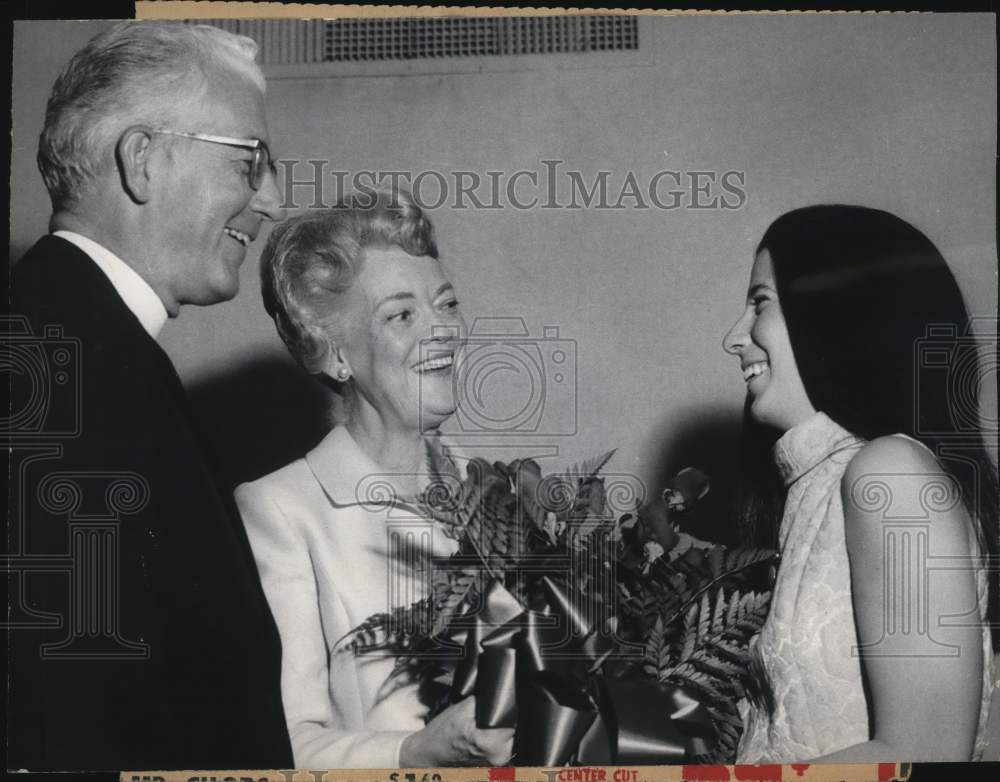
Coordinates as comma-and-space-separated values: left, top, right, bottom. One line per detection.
337, 367, 351, 381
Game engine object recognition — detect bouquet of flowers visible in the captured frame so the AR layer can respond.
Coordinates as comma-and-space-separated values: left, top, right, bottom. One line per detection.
337, 440, 776, 765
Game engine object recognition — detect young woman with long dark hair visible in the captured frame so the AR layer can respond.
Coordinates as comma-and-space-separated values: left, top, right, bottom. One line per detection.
723, 205, 997, 761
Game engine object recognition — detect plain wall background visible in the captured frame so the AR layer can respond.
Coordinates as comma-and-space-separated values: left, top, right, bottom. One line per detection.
11, 16, 997, 537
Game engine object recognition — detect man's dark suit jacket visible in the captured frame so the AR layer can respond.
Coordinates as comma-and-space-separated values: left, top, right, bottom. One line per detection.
8, 235, 294, 770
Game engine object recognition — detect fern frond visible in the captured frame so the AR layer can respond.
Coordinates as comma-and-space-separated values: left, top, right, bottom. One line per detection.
333, 598, 433, 655
726, 589, 741, 627
662, 662, 728, 704
679, 602, 699, 663
709, 546, 725, 578
697, 591, 711, 645
562, 450, 617, 483
659, 547, 776, 629
643, 617, 676, 680
701, 702, 742, 764
430, 567, 480, 637
711, 587, 726, 635
687, 648, 745, 682
453, 461, 505, 580
705, 638, 752, 666
724, 546, 776, 575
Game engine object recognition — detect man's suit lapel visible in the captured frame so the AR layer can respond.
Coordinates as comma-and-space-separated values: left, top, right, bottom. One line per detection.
30, 236, 259, 565
126, 281, 264, 572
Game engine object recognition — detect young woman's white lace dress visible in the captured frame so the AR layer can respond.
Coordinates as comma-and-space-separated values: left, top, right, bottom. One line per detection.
736, 412, 994, 762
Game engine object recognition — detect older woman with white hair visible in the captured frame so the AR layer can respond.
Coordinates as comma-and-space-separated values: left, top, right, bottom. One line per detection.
236, 189, 513, 768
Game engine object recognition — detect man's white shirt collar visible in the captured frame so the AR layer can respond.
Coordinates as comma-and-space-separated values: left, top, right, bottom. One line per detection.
53, 230, 168, 339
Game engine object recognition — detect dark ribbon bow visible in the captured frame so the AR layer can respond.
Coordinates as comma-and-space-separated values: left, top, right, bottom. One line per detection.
442, 578, 716, 766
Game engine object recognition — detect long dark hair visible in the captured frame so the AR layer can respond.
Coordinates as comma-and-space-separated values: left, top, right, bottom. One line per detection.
736, 205, 999, 654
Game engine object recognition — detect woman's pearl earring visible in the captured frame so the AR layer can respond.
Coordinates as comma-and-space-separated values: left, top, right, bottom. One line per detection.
337, 367, 351, 382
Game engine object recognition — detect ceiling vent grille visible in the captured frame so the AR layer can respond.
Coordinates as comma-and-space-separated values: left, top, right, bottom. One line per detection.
191, 17, 638, 66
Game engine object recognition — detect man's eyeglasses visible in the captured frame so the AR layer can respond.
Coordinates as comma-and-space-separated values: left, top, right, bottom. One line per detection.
152, 129, 276, 191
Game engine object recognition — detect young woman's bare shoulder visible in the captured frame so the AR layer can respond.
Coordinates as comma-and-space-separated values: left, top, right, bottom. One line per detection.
843, 434, 941, 484
841, 435, 970, 548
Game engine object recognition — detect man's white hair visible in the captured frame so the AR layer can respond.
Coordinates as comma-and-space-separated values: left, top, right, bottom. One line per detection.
38, 21, 265, 210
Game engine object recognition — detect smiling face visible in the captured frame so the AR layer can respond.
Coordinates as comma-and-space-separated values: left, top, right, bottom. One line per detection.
332, 246, 467, 434
723, 249, 817, 432
145, 65, 284, 311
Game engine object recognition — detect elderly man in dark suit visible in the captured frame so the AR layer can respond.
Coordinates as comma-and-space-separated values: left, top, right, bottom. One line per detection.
8, 22, 292, 770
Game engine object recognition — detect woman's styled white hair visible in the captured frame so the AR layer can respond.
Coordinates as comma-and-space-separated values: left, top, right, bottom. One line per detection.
261, 189, 440, 374
38, 21, 265, 210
